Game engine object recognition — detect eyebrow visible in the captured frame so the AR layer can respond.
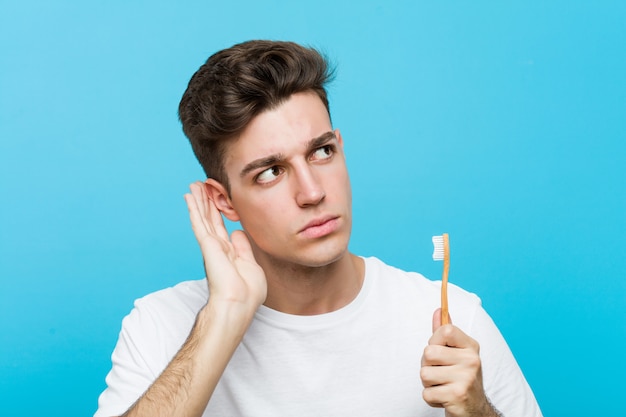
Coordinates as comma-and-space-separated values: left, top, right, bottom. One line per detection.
239, 131, 337, 178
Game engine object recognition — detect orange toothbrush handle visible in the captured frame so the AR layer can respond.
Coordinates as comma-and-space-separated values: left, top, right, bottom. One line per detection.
441, 233, 450, 325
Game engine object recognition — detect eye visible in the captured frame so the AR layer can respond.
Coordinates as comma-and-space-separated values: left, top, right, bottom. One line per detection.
311, 145, 334, 161
256, 166, 283, 184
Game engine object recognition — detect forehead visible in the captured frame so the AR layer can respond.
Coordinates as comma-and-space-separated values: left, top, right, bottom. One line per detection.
224, 92, 332, 169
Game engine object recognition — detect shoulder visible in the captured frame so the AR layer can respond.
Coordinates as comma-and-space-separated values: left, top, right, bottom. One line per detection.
363, 256, 480, 302
362, 256, 483, 329
119, 280, 208, 352
132, 279, 208, 314
95, 281, 208, 417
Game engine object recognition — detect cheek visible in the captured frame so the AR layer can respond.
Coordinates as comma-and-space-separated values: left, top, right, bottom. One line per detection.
237, 196, 283, 234
330, 166, 351, 198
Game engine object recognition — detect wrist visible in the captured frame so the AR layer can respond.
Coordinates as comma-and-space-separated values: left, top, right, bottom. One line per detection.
198, 297, 257, 338
481, 397, 503, 417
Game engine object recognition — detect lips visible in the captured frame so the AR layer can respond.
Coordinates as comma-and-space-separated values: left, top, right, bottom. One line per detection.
298, 215, 340, 238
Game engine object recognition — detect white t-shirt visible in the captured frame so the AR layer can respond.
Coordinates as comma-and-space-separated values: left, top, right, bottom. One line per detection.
95, 257, 542, 417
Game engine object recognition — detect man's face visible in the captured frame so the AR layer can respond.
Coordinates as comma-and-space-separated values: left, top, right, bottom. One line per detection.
221, 91, 352, 269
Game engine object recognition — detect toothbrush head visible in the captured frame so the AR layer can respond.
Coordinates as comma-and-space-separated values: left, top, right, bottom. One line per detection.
432, 234, 449, 261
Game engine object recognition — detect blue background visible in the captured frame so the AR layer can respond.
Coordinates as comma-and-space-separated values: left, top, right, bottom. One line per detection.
1, 1, 624, 415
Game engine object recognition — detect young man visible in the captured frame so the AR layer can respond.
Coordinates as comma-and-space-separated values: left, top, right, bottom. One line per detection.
95, 40, 542, 417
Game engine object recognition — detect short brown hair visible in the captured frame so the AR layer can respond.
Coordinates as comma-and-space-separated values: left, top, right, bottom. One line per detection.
178, 40, 335, 191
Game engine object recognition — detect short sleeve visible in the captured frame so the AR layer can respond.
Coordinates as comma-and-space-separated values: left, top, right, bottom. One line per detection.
469, 305, 543, 417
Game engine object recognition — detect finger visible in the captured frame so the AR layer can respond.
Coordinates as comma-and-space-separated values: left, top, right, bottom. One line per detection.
432, 308, 453, 333
230, 230, 255, 262
421, 344, 451, 367
420, 361, 456, 387
184, 192, 210, 243
189, 182, 212, 233
190, 182, 229, 243
422, 385, 448, 409
432, 308, 442, 333
189, 182, 206, 215
204, 185, 230, 242
429, 324, 478, 352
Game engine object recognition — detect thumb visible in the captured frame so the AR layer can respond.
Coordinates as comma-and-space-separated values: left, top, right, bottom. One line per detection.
432, 308, 442, 333
432, 308, 452, 333
230, 230, 256, 262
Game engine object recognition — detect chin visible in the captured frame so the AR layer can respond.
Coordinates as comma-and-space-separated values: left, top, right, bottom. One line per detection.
254, 238, 350, 270
299, 250, 347, 268
292, 238, 351, 268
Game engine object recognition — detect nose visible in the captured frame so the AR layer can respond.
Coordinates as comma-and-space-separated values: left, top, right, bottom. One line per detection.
294, 165, 325, 207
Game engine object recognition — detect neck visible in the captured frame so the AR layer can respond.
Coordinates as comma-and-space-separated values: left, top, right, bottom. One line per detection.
258, 253, 364, 315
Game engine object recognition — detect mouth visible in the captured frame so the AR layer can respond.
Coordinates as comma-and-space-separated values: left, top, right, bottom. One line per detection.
298, 216, 340, 239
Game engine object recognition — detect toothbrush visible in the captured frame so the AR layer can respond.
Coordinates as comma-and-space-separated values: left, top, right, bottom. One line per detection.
432, 233, 450, 325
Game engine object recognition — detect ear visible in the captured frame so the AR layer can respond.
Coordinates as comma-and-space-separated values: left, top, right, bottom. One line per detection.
204, 178, 240, 222
334, 128, 344, 148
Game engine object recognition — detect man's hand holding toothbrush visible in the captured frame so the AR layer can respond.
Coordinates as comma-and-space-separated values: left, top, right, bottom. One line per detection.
420, 308, 503, 417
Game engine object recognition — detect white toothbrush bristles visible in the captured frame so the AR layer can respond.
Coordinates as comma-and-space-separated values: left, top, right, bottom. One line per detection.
432, 235, 445, 260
